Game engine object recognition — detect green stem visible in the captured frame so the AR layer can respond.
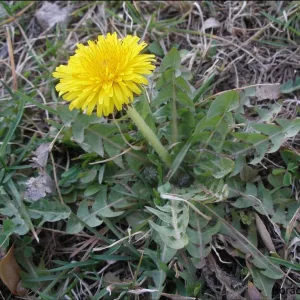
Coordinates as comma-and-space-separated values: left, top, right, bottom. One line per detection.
127, 106, 172, 167
171, 73, 178, 144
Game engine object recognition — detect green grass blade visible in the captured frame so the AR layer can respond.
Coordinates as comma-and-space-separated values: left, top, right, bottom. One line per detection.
90, 289, 109, 300
193, 74, 216, 102
166, 137, 193, 181
268, 257, 300, 272
6, 179, 39, 241
45, 260, 99, 272
16, 91, 58, 115
0, 93, 24, 158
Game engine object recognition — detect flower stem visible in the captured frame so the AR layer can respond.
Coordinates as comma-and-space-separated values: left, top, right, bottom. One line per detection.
127, 106, 172, 167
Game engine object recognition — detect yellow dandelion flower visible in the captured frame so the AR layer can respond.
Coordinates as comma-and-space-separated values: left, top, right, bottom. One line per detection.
52, 33, 155, 117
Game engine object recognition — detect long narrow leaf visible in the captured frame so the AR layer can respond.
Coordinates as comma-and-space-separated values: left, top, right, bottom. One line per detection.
15, 91, 58, 115
6, 179, 39, 242
0, 94, 24, 158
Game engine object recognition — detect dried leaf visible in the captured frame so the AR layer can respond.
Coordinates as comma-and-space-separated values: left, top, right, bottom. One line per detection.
0, 246, 27, 296
24, 170, 54, 201
103, 272, 124, 285
246, 281, 262, 300
226, 289, 245, 300
35, 2, 70, 31
207, 254, 245, 294
285, 205, 300, 242
255, 214, 276, 253
202, 17, 221, 31
31, 143, 50, 168
256, 84, 280, 101
204, 204, 283, 279
16, 281, 27, 297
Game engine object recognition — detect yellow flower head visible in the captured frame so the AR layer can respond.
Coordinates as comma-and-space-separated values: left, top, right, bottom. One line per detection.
53, 33, 155, 117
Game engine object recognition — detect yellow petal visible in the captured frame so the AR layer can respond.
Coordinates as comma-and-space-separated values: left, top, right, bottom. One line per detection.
125, 81, 141, 94
52, 32, 155, 116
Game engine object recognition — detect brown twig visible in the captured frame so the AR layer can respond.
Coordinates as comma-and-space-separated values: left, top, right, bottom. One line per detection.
5, 26, 17, 91
0, 2, 35, 27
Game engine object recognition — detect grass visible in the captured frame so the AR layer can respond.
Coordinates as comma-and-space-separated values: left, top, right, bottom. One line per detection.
1, 1, 300, 299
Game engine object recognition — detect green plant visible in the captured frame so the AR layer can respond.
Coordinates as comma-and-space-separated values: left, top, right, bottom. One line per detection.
1, 5, 300, 296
